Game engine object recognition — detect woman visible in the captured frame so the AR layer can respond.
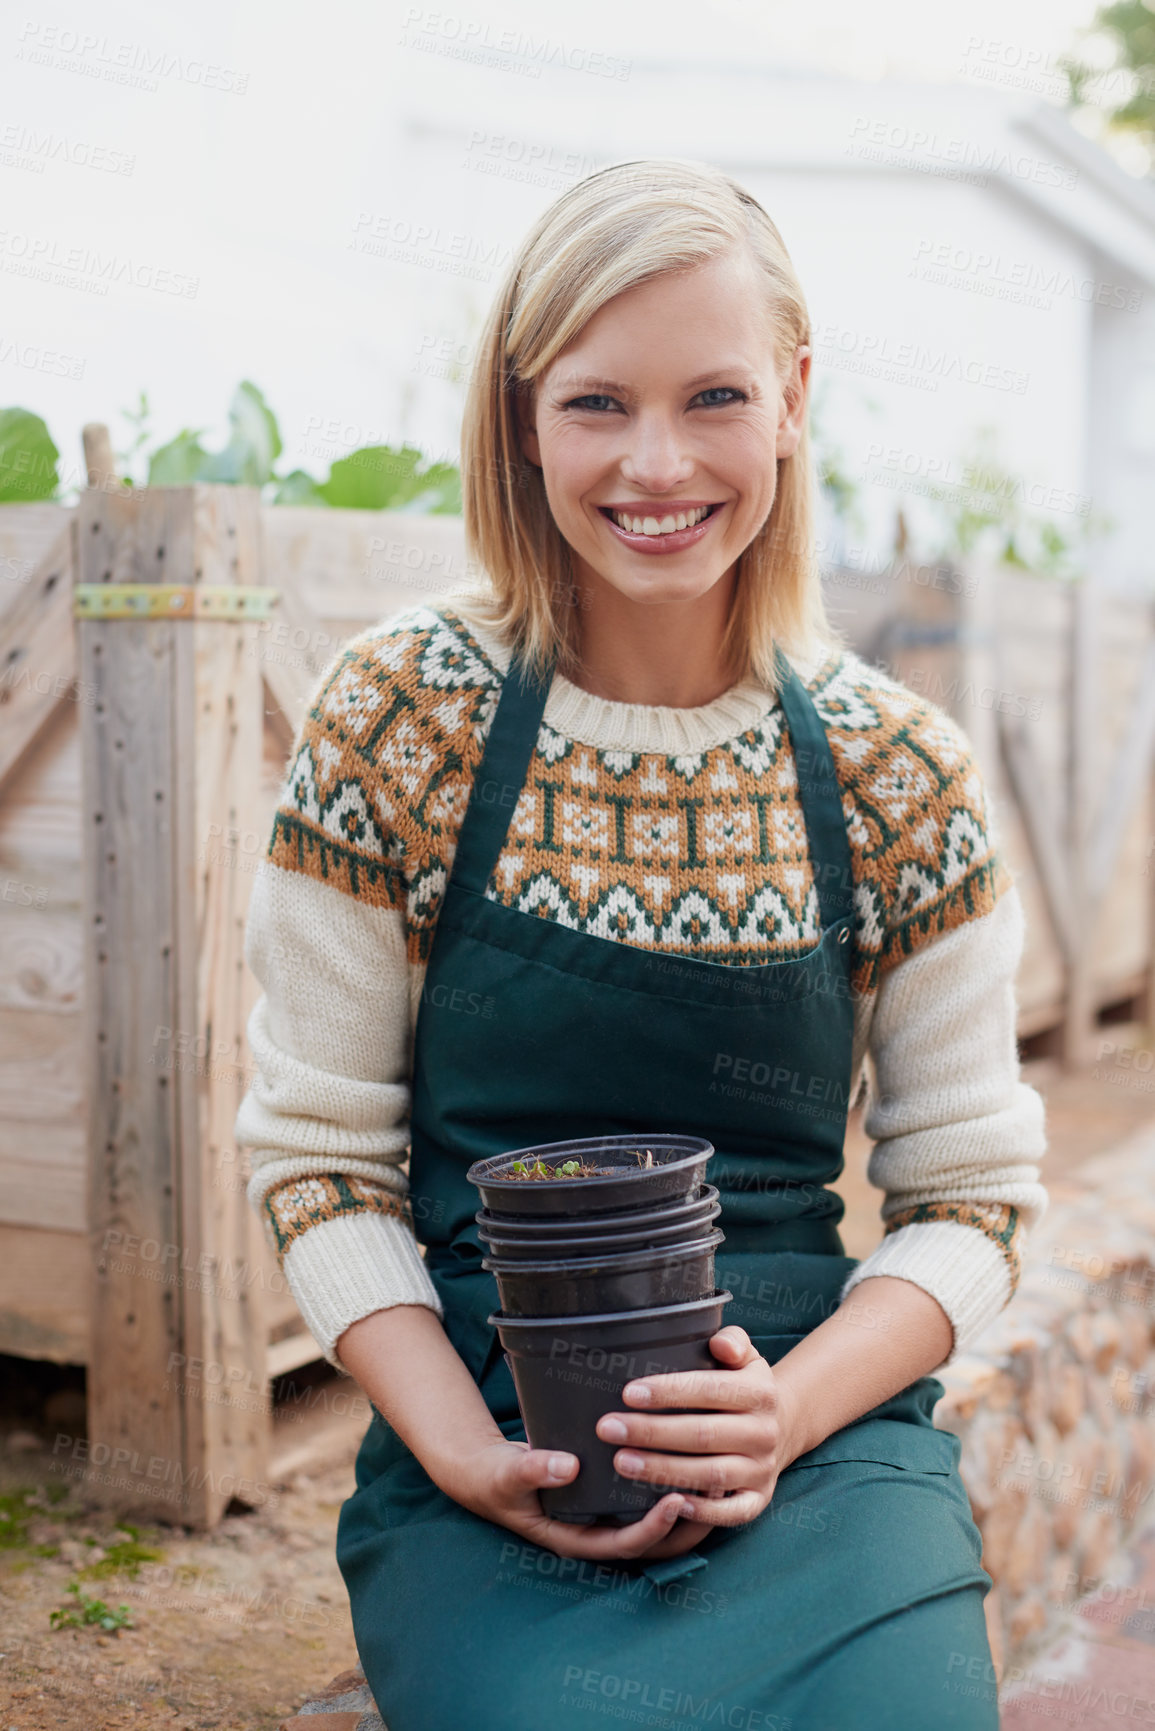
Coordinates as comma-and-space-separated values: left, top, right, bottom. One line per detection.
236, 158, 1047, 1729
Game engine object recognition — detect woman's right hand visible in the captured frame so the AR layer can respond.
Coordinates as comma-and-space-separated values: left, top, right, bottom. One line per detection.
437, 1436, 714, 1562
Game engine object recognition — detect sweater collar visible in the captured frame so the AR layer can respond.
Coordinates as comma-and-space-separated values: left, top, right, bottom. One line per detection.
444, 591, 828, 757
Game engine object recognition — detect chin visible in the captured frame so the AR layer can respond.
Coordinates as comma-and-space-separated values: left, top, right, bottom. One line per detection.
606, 570, 728, 607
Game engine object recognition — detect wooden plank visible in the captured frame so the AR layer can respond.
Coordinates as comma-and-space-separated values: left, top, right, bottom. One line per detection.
0, 999, 85, 1233
80, 483, 187, 1510
0, 1135, 84, 1233
0, 701, 83, 872
80, 483, 270, 1529
183, 483, 272, 1520
255, 577, 328, 740
0, 1000, 83, 1114
997, 711, 1077, 962
0, 903, 82, 1014
266, 1331, 323, 1380
0, 522, 77, 795
0, 503, 72, 626
0, 1146, 85, 1231
1063, 580, 1099, 1064
82, 423, 117, 491
0, 1223, 89, 1363
259, 502, 471, 624
268, 1374, 370, 1484
1087, 629, 1155, 909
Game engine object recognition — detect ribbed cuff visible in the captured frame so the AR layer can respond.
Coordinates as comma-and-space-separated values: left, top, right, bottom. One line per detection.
839, 1222, 1015, 1365
280, 1210, 444, 1374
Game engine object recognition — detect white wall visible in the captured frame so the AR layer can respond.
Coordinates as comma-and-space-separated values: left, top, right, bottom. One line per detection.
379, 71, 1147, 586
3, 19, 1150, 589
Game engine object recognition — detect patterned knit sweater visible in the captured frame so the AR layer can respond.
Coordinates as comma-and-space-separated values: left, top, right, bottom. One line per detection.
234, 593, 1047, 1374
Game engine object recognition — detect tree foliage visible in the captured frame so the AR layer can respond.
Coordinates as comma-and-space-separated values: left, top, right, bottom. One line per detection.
1063, 1, 1155, 172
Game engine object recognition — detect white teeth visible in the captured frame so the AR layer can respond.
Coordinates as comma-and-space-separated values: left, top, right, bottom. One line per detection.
609, 505, 712, 536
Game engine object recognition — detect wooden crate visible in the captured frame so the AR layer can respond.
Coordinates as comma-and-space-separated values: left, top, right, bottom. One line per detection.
824, 556, 1155, 1058
2, 484, 1151, 1522
0, 488, 481, 1524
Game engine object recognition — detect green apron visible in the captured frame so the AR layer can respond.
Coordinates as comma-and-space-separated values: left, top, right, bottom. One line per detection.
336, 647, 997, 1731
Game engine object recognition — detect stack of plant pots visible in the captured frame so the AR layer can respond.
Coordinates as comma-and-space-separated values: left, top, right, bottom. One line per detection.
468, 1133, 732, 1526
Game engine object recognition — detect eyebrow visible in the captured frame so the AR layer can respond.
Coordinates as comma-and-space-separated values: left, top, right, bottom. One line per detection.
551, 368, 754, 395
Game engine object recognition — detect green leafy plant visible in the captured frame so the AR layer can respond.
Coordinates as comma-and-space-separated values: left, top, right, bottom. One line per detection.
505, 1148, 654, 1178
914, 426, 1109, 579
0, 408, 59, 502
508, 1157, 558, 1179
113, 389, 153, 480
147, 379, 283, 487
507, 1156, 593, 1179
77, 1523, 164, 1581
272, 441, 461, 512
0, 379, 462, 512
49, 1580, 134, 1633
140, 380, 460, 511
0, 1488, 34, 1550
810, 376, 864, 537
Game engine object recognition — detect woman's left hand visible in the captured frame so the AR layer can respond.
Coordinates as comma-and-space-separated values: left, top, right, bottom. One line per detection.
595, 1325, 799, 1530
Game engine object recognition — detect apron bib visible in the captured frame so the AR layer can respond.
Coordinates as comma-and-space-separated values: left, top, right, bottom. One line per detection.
336, 644, 997, 1731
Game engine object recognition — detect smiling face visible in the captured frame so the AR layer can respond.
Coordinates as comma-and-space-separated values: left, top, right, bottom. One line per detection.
515, 247, 809, 619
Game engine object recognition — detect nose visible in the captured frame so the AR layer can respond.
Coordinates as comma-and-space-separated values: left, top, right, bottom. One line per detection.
617, 409, 697, 495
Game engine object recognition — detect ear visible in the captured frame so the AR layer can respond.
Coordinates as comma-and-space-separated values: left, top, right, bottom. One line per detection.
513, 377, 542, 469
775, 345, 811, 462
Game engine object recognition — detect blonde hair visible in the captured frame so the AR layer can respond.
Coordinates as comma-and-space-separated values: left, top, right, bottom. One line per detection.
454, 156, 837, 692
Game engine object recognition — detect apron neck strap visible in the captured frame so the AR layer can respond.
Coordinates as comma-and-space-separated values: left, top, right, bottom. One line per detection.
450, 641, 854, 933
448, 647, 556, 896
773, 645, 855, 930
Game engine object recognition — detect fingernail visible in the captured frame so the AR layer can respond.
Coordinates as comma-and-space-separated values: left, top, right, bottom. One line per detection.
599, 1417, 627, 1442
623, 1382, 651, 1404
680, 1500, 696, 1519
617, 1451, 644, 1474
548, 1454, 574, 1478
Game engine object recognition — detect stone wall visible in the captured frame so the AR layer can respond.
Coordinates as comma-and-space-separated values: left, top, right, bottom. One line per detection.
936, 1129, 1155, 1672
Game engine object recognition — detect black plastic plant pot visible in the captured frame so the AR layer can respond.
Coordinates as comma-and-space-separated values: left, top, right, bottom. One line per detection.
477, 1203, 724, 1265
475, 1187, 721, 1262
483, 1228, 724, 1318
467, 1134, 713, 1221
477, 1182, 720, 1241
489, 1290, 733, 1524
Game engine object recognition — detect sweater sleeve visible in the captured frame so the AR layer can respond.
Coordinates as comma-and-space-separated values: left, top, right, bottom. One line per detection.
838, 882, 1048, 1362
234, 632, 444, 1375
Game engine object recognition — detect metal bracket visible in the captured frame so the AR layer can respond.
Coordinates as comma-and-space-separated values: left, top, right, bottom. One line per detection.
73, 584, 279, 621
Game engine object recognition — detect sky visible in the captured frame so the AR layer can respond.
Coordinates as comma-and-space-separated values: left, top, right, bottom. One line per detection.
0, 0, 1112, 494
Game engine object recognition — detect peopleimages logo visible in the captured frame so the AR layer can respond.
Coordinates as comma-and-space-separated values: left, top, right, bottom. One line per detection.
848, 118, 1077, 189
911, 239, 1141, 312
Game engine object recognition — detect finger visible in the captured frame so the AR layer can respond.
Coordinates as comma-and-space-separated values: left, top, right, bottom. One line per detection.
597, 1409, 767, 1456
612, 1450, 757, 1497
524, 1492, 690, 1560
707, 1325, 760, 1366
506, 1447, 580, 1492
676, 1488, 766, 1528
622, 1363, 774, 1413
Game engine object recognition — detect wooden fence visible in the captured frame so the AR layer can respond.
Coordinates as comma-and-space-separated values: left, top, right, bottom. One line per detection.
1, 478, 1152, 1522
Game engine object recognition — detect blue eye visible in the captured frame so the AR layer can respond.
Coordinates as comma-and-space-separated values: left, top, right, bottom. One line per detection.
697, 387, 747, 406
565, 394, 615, 411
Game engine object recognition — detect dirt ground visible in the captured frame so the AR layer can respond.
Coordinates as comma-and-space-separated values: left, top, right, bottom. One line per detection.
0, 1438, 363, 1731
1, 1056, 1148, 1731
